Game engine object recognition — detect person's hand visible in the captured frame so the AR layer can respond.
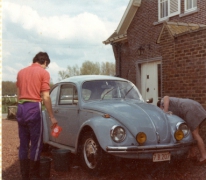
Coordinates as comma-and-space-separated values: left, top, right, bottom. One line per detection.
50, 117, 58, 129
166, 111, 173, 115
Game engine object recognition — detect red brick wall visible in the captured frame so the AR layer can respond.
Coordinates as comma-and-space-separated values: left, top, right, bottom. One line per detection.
112, 0, 206, 108
160, 27, 206, 108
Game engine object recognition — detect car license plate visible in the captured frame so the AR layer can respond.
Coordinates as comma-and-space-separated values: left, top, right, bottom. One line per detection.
153, 152, 171, 162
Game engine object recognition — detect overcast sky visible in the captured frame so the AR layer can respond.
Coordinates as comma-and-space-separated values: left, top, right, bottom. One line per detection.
2, 0, 128, 83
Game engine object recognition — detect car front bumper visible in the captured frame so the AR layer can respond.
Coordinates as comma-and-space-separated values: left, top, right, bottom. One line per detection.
106, 140, 196, 154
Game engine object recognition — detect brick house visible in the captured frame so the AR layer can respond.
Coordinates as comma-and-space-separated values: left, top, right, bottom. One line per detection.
103, 0, 206, 108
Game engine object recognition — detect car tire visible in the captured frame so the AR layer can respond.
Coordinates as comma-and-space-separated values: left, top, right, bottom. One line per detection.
79, 131, 108, 174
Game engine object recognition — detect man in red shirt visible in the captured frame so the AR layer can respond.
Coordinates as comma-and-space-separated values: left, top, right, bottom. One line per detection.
16, 52, 58, 180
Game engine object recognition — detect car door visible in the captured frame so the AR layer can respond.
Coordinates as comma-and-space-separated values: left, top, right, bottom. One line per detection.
54, 83, 79, 147
45, 85, 59, 143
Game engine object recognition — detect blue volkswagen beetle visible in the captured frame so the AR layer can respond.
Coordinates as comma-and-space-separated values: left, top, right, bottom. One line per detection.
42, 75, 195, 172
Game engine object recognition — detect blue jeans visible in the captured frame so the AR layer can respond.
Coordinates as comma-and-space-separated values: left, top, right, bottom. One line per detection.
16, 102, 43, 161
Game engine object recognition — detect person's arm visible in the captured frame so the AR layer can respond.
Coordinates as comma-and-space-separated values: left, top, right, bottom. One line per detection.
162, 96, 170, 112
41, 91, 57, 127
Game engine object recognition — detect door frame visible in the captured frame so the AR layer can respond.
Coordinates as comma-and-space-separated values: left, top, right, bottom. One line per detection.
135, 56, 162, 101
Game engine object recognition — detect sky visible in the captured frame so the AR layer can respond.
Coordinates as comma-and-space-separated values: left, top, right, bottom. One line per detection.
2, 0, 129, 83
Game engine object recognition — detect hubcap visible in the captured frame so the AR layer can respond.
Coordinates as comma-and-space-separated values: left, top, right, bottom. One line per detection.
84, 138, 98, 169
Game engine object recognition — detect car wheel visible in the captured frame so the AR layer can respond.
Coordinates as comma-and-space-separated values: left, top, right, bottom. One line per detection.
80, 131, 107, 174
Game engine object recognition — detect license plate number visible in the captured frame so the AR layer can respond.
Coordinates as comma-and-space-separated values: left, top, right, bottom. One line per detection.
153, 152, 171, 162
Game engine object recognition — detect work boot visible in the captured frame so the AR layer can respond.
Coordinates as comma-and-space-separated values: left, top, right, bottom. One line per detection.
20, 159, 30, 180
30, 160, 41, 180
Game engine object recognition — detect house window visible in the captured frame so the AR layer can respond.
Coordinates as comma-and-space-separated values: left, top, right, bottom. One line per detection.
158, 0, 180, 21
185, 0, 197, 12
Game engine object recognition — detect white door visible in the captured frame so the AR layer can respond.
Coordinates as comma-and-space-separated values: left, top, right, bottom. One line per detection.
141, 61, 161, 105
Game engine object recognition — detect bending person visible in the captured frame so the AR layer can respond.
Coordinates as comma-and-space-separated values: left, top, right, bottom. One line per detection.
158, 96, 206, 165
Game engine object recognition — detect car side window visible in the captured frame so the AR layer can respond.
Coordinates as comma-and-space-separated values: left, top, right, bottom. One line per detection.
50, 86, 59, 105
59, 84, 78, 105
82, 89, 91, 100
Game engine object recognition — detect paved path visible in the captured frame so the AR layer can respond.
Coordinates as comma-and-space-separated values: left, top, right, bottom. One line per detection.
2, 118, 206, 180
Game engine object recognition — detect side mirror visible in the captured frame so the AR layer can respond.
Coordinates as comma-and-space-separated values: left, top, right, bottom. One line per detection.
146, 98, 153, 103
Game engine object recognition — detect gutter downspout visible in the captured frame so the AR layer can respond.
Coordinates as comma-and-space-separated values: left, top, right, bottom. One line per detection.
118, 43, 122, 77
112, 42, 122, 77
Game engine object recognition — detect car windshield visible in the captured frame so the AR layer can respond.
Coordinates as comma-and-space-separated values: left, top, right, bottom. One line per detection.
82, 80, 144, 101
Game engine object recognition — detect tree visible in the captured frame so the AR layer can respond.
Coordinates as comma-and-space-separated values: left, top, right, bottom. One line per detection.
58, 65, 80, 81
50, 78, 54, 88
100, 62, 115, 76
58, 70, 70, 81
80, 61, 100, 75
2, 80, 55, 97
2, 81, 17, 96
58, 60, 115, 80
68, 65, 80, 76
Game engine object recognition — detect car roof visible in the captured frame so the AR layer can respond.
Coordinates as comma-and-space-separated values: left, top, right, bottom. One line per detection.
59, 75, 128, 84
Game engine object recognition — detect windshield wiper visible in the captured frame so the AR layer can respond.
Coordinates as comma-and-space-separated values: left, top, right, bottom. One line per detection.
124, 86, 134, 99
101, 87, 114, 100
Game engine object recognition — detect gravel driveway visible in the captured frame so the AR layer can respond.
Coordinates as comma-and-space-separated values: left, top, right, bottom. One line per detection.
2, 119, 206, 180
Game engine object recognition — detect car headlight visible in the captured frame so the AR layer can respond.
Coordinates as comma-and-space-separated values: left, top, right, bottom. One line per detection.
136, 132, 147, 145
174, 130, 184, 141
176, 122, 190, 137
110, 125, 126, 143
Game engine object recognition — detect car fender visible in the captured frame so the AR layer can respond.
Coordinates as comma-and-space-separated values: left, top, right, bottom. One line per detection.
77, 116, 123, 151
167, 114, 194, 142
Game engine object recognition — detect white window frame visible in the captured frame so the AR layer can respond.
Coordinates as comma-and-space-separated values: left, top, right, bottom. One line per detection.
185, 0, 197, 12
158, 0, 180, 21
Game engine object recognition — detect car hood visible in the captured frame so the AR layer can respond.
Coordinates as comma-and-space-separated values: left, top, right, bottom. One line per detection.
83, 99, 171, 144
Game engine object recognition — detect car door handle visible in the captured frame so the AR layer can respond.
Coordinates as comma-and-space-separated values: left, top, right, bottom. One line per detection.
54, 110, 59, 113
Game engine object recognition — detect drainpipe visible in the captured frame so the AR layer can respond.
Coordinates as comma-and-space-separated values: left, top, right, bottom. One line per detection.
114, 43, 122, 77
112, 42, 122, 77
